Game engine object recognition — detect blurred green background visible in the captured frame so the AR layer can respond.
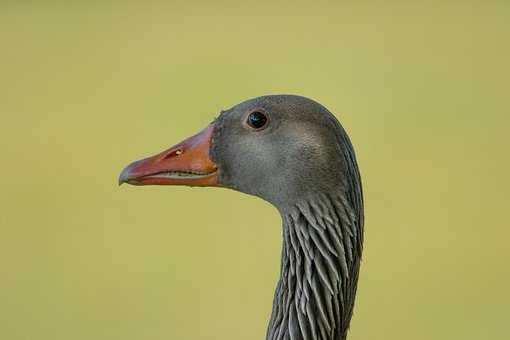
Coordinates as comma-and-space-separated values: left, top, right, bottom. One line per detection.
1, 1, 509, 339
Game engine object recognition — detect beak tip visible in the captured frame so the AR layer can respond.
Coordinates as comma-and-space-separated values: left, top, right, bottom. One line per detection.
118, 164, 133, 186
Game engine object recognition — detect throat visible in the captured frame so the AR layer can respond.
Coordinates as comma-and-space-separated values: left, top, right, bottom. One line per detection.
266, 193, 363, 340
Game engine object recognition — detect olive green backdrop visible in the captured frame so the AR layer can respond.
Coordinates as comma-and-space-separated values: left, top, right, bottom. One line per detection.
1, 1, 509, 339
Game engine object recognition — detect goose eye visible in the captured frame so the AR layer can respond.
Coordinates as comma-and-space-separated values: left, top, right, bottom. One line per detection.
247, 111, 268, 130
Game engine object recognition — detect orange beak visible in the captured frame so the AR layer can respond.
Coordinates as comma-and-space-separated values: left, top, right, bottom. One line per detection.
119, 123, 218, 187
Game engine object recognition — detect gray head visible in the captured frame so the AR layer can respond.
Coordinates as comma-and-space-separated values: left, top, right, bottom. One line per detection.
119, 94, 359, 211
211, 95, 357, 209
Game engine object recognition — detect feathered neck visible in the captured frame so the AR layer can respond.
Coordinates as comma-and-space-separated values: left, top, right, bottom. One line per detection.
266, 191, 363, 340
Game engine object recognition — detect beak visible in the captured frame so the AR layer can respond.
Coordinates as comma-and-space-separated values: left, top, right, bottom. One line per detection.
119, 123, 218, 187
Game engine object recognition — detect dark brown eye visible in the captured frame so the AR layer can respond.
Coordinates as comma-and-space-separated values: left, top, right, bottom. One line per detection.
247, 111, 268, 130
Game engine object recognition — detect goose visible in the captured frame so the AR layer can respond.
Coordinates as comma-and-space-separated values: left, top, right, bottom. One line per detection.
119, 95, 364, 340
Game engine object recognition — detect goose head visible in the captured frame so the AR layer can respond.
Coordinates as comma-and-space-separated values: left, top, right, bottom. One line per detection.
119, 94, 364, 340
120, 95, 358, 209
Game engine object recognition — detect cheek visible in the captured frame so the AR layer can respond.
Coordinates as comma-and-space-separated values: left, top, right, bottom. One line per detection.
226, 141, 274, 188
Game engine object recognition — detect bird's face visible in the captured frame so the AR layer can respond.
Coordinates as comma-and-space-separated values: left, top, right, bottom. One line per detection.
119, 95, 347, 208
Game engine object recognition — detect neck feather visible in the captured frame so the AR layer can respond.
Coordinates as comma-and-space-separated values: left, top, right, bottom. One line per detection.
266, 192, 363, 340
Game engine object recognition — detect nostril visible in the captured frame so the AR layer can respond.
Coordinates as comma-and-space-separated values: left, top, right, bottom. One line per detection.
163, 148, 183, 160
